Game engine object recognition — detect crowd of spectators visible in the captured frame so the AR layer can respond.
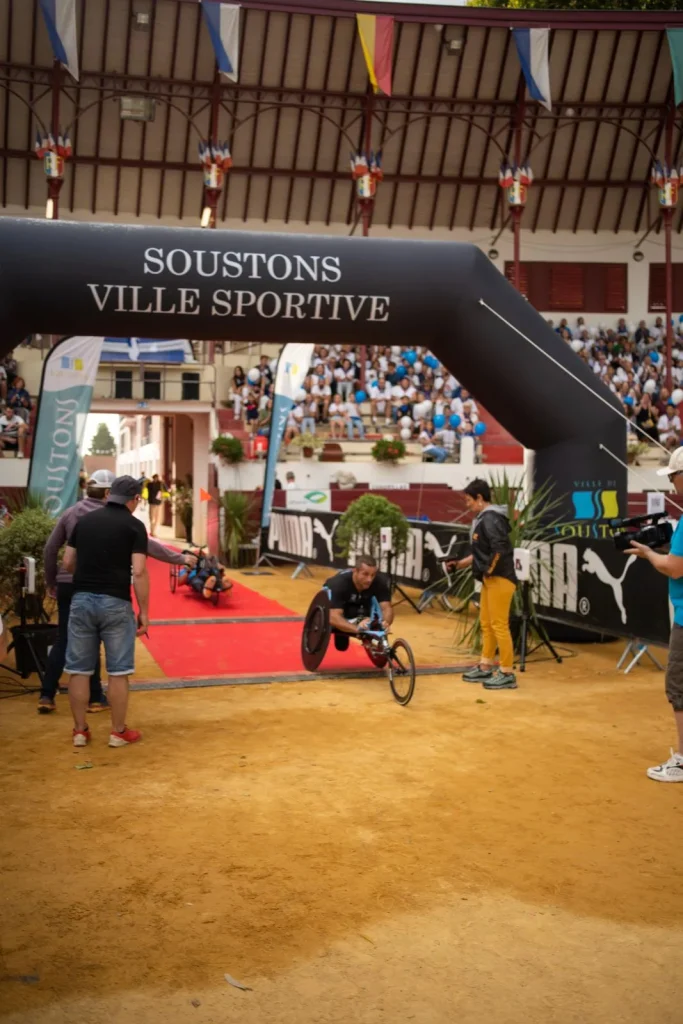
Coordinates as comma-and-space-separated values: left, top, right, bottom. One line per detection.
0, 355, 31, 457
229, 345, 487, 462
556, 315, 683, 458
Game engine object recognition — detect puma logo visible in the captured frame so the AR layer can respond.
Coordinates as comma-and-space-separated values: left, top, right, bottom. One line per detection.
313, 518, 338, 562
582, 549, 636, 625
424, 531, 460, 562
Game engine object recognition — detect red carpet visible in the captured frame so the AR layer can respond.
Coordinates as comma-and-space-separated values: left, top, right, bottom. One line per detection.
146, 552, 296, 620
141, 621, 375, 678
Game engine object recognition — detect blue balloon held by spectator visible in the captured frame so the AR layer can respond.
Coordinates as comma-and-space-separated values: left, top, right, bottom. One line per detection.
433, 414, 445, 429
396, 365, 406, 378
623, 396, 634, 407
450, 414, 461, 428
650, 351, 660, 363
405, 350, 417, 365
474, 421, 487, 436
355, 390, 367, 404
425, 355, 439, 370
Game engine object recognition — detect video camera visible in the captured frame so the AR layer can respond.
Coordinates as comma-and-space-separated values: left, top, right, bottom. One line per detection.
611, 512, 673, 552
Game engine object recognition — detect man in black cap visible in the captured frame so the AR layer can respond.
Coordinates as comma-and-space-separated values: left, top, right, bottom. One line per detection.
63, 475, 149, 748
39, 469, 197, 715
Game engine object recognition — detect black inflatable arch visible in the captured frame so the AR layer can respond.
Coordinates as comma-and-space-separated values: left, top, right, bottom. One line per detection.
0, 217, 625, 514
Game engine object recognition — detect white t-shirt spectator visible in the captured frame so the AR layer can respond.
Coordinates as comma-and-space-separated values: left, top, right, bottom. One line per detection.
436, 428, 457, 452
329, 398, 345, 420
371, 381, 393, 402
0, 411, 24, 436
311, 381, 331, 399
658, 412, 681, 439
392, 383, 416, 402
343, 401, 362, 420
378, 354, 389, 372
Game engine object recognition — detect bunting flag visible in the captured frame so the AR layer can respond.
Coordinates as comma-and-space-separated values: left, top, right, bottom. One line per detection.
356, 14, 394, 97
199, 488, 213, 503
512, 28, 551, 111
39, 0, 79, 81
667, 29, 683, 108
201, 2, 240, 82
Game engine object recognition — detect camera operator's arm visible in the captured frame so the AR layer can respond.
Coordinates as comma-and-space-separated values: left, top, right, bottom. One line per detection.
625, 540, 683, 579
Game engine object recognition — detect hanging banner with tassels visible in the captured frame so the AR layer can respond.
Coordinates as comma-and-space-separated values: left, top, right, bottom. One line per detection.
39, 0, 79, 82
356, 13, 394, 97
201, 2, 240, 82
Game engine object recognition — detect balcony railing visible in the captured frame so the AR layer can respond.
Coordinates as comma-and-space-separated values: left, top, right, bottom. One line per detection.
94, 366, 215, 404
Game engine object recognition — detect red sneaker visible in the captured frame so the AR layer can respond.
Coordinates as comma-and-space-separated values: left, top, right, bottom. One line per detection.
72, 727, 91, 748
108, 727, 142, 748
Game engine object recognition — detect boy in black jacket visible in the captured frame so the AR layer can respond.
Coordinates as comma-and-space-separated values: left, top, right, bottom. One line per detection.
449, 479, 518, 690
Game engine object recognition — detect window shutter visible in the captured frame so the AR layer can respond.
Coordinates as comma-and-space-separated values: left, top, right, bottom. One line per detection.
504, 262, 529, 298
550, 263, 584, 310
603, 264, 627, 312
649, 265, 666, 312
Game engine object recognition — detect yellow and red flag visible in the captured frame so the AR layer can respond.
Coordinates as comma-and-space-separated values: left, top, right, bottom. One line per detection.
356, 14, 394, 97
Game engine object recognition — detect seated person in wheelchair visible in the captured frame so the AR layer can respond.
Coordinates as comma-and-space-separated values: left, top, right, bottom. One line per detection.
325, 554, 393, 650
179, 549, 233, 599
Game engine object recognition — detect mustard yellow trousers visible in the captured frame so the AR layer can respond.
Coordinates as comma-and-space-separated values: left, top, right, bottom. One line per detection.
480, 576, 516, 670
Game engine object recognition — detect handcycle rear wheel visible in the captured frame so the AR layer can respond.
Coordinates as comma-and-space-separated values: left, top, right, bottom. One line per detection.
387, 638, 416, 706
170, 565, 178, 593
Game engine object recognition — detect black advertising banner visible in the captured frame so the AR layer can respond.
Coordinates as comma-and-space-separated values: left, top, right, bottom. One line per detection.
262, 510, 671, 648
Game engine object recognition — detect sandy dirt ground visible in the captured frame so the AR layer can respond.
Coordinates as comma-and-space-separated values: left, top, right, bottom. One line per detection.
1, 568, 682, 1023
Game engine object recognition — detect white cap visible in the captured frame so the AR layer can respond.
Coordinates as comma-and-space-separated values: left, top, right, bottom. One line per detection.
656, 447, 683, 477
87, 469, 116, 487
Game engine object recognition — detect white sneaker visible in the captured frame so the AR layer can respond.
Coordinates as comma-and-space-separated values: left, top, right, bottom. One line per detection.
17, 452, 24, 459
646, 749, 683, 782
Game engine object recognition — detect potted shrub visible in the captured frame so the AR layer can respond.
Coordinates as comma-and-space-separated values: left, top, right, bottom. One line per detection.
221, 491, 255, 567
211, 435, 245, 464
371, 438, 406, 463
290, 432, 323, 459
336, 494, 409, 563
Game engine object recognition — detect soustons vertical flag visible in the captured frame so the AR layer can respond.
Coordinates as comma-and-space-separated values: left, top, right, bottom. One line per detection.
512, 27, 551, 111
201, 2, 240, 82
39, 0, 79, 81
356, 14, 394, 97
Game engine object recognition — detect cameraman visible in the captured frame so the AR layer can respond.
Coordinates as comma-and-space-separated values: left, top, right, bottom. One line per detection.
626, 447, 683, 782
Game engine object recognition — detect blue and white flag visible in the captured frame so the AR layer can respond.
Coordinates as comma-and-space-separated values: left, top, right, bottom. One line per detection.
512, 28, 551, 111
39, 0, 79, 82
201, 2, 240, 82
260, 343, 314, 529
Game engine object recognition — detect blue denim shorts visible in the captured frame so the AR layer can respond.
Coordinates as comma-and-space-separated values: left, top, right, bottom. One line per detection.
65, 593, 137, 677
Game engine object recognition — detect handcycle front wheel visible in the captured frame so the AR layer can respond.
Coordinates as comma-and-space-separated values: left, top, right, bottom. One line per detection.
387, 637, 416, 706
170, 564, 179, 593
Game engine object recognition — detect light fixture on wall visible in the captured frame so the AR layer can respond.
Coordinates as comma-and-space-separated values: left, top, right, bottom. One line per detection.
45, 198, 54, 220
488, 248, 499, 260
433, 24, 463, 55
200, 206, 212, 228
633, 250, 645, 262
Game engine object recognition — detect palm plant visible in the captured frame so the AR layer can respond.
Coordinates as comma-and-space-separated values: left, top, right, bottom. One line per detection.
449, 471, 565, 656
221, 491, 255, 567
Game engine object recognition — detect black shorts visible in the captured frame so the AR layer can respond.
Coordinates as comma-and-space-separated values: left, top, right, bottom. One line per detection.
666, 624, 683, 711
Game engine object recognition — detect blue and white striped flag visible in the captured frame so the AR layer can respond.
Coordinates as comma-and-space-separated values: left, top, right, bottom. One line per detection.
201, 2, 240, 82
39, 0, 79, 82
512, 28, 551, 111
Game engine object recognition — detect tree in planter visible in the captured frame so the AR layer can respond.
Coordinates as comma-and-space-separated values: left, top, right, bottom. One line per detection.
89, 422, 117, 456
211, 435, 245, 464
448, 472, 565, 656
0, 505, 56, 616
336, 494, 409, 564
221, 491, 255, 567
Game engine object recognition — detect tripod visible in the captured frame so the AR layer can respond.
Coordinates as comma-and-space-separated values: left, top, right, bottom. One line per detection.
388, 553, 422, 614
516, 580, 562, 672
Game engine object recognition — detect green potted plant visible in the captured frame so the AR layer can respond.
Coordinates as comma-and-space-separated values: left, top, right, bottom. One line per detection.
211, 435, 245, 464
290, 432, 323, 459
221, 491, 255, 567
0, 504, 56, 615
371, 438, 406, 463
336, 493, 409, 562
